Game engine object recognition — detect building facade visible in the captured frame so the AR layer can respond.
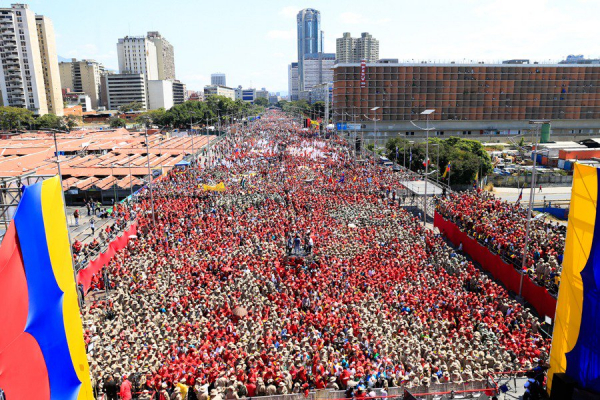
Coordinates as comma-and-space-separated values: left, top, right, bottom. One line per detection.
148, 79, 173, 110
288, 62, 299, 101
336, 32, 379, 64
172, 80, 186, 105
204, 85, 235, 100
235, 87, 256, 102
0, 4, 57, 115
256, 88, 269, 99
211, 73, 226, 86
105, 73, 147, 110
59, 59, 105, 110
302, 53, 335, 91
297, 8, 323, 91
333, 62, 600, 136
34, 15, 63, 115
147, 31, 175, 80
117, 36, 159, 81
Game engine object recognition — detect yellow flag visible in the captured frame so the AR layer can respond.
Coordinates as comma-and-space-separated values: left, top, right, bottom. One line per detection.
202, 182, 226, 192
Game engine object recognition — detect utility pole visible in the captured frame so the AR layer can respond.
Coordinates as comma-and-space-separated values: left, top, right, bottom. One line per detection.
144, 129, 156, 225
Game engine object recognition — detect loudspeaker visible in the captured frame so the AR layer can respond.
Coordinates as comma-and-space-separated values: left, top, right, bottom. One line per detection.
550, 373, 577, 400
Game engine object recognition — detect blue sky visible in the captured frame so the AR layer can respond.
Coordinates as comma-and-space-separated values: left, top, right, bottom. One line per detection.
21, 0, 600, 94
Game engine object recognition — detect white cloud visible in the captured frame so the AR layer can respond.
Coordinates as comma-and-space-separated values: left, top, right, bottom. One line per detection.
267, 29, 295, 40
339, 12, 365, 24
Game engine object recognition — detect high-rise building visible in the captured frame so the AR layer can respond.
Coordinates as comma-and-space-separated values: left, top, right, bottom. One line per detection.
59, 59, 105, 110
105, 73, 147, 110
211, 73, 226, 86
147, 31, 175, 80
336, 32, 379, 63
148, 80, 174, 110
117, 36, 159, 81
288, 62, 299, 101
172, 80, 187, 105
256, 88, 269, 100
35, 15, 63, 116
302, 53, 335, 91
0, 4, 66, 115
297, 8, 323, 91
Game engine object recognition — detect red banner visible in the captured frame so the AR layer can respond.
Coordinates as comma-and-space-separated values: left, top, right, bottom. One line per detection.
434, 212, 557, 319
360, 59, 367, 88
76, 222, 138, 294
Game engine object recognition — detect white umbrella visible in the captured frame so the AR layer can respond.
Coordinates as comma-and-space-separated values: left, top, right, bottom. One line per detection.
348, 223, 357, 228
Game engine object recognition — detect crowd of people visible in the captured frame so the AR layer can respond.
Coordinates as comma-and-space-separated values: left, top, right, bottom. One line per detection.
83, 112, 549, 399
436, 190, 566, 294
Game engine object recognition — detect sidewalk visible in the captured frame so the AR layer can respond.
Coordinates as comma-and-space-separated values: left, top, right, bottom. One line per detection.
66, 206, 116, 245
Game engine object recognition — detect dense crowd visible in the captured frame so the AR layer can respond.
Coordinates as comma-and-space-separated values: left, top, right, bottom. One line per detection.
436, 191, 566, 293
83, 112, 549, 400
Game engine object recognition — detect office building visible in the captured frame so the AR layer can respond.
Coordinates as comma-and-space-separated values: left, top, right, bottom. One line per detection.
309, 82, 332, 104
288, 62, 299, 101
560, 55, 600, 65
59, 59, 105, 110
235, 87, 256, 102
105, 73, 146, 110
117, 36, 159, 81
148, 80, 173, 110
172, 80, 186, 105
269, 94, 280, 105
256, 88, 269, 99
303, 53, 335, 91
0, 4, 64, 115
147, 31, 175, 80
211, 73, 226, 86
297, 8, 323, 91
204, 85, 235, 100
333, 62, 600, 137
35, 15, 63, 115
336, 32, 379, 64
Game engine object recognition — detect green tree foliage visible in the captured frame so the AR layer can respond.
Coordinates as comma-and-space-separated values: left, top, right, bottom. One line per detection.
0, 106, 34, 130
35, 113, 64, 130
254, 97, 269, 107
108, 117, 127, 128
385, 137, 492, 184
118, 101, 144, 113
64, 114, 81, 130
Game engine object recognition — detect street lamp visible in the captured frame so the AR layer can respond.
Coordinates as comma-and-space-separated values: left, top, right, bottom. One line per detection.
518, 119, 550, 299
144, 129, 156, 225
371, 107, 380, 151
421, 109, 435, 225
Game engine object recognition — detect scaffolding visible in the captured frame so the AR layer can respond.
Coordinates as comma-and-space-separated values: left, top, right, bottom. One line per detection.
0, 174, 53, 241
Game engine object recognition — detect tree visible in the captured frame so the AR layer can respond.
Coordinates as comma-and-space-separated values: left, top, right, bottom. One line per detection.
63, 114, 81, 130
108, 117, 127, 128
254, 97, 269, 107
136, 108, 167, 128
35, 113, 63, 130
0, 106, 34, 131
118, 101, 144, 113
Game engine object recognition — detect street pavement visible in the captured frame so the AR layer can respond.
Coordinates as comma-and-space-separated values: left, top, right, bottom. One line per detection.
493, 185, 572, 204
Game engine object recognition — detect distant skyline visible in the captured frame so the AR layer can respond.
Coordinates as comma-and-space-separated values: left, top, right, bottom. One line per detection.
21, 0, 600, 94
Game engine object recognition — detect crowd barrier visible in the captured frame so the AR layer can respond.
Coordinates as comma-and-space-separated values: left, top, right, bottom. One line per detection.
76, 222, 138, 294
434, 212, 557, 319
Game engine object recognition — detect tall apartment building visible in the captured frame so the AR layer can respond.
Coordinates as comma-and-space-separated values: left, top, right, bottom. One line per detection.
333, 62, 600, 136
105, 73, 147, 110
172, 80, 186, 105
211, 73, 226, 86
117, 36, 159, 80
34, 15, 62, 115
0, 4, 65, 115
147, 31, 175, 80
288, 62, 299, 101
302, 53, 335, 91
297, 8, 323, 91
59, 59, 105, 110
336, 32, 379, 63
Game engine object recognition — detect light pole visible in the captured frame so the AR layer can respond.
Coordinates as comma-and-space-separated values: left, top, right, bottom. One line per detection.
371, 106, 380, 152
518, 119, 550, 299
144, 129, 156, 225
421, 109, 435, 225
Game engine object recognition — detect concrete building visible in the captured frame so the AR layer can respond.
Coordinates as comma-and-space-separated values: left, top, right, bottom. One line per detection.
303, 53, 335, 91
147, 31, 175, 80
560, 55, 600, 65
105, 74, 147, 110
309, 82, 331, 104
256, 88, 269, 99
211, 73, 226, 86
269, 94, 280, 105
235, 87, 256, 102
297, 8, 323, 91
336, 32, 379, 63
35, 15, 63, 116
148, 79, 173, 110
117, 36, 159, 81
0, 4, 54, 115
59, 59, 105, 110
63, 90, 92, 112
333, 62, 600, 140
204, 85, 235, 100
288, 62, 299, 101
172, 80, 186, 105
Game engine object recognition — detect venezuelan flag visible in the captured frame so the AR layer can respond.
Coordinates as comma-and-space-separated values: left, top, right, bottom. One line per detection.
548, 164, 600, 395
0, 176, 93, 399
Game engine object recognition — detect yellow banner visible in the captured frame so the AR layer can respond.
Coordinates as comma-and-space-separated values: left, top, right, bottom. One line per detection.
203, 182, 226, 192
